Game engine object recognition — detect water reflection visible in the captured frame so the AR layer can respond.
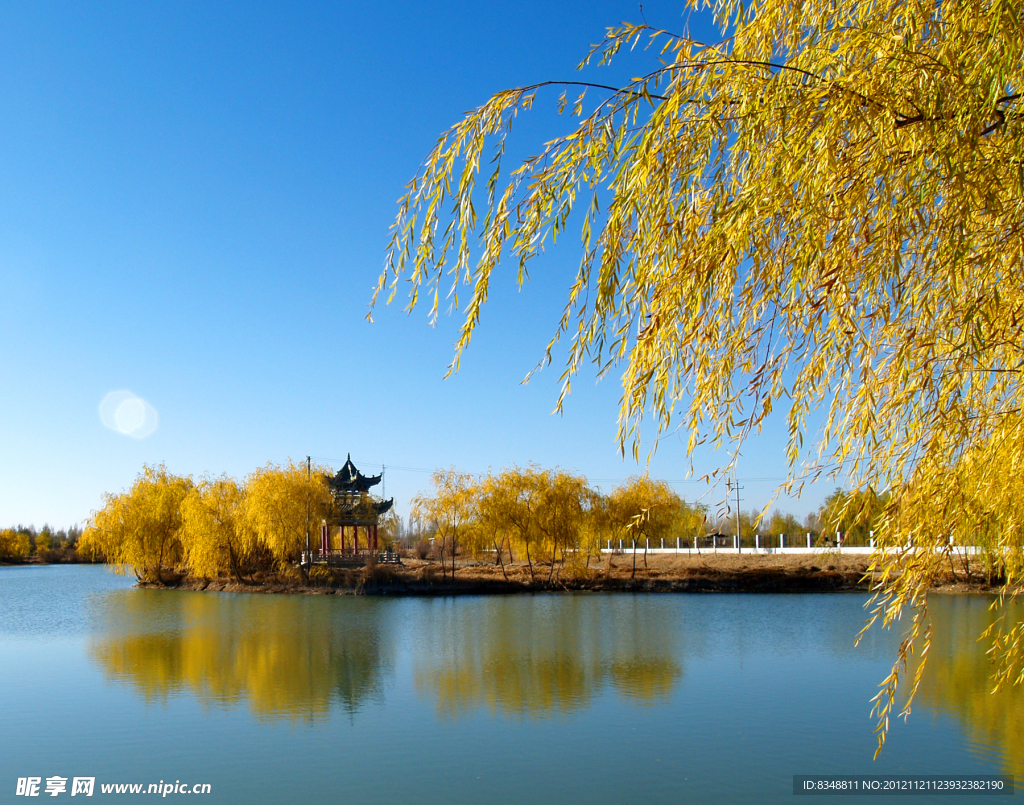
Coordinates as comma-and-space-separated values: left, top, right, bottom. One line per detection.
89, 590, 395, 722
413, 596, 684, 719
915, 596, 1024, 778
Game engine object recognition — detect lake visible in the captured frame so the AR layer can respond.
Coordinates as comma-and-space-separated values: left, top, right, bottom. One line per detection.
0, 565, 1018, 803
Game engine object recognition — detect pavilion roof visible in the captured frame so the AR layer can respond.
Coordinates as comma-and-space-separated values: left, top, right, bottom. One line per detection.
326, 454, 382, 495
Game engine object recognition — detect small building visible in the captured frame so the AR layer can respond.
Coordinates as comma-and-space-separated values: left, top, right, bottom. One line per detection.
319, 455, 394, 560
696, 532, 732, 549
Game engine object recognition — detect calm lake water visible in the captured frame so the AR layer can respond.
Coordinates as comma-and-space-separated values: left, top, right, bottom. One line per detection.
0, 565, 1019, 804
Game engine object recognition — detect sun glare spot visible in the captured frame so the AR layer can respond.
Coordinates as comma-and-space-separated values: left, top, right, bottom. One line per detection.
99, 390, 159, 438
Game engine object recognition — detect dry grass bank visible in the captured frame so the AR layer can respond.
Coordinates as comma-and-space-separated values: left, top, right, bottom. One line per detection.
137, 549, 1016, 596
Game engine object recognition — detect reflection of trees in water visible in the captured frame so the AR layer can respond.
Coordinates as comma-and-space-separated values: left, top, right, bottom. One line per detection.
914, 596, 1024, 778
414, 596, 683, 719
89, 590, 394, 722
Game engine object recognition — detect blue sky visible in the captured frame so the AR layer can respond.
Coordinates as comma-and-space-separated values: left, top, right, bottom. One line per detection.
0, 0, 837, 529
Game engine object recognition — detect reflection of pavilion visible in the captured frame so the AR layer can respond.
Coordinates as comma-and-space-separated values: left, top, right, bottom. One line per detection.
318, 455, 393, 563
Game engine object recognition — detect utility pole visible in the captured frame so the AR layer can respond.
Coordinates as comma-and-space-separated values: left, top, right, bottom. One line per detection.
728, 476, 743, 553
305, 456, 311, 567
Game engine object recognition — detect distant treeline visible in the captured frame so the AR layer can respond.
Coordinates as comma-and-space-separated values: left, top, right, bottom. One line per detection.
0, 524, 87, 563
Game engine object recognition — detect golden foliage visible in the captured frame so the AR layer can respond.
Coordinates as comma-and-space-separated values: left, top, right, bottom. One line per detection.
412, 467, 476, 577
608, 476, 681, 543
85, 460, 333, 581
373, 0, 1024, 751
0, 528, 32, 561
180, 477, 250, 581
419, 465, 702, 580
467, 465, 594, 580
530, 469, 595, 579
608, 475, 683, 576
477, 466, 544, 579
242, 461, 332, 569
820, 487, 889, 543
81, 465, 193, 582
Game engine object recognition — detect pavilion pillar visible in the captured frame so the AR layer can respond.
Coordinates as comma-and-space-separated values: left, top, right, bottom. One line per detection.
320, 523, 328, 555
354, 526, 359, 555
340, 525, 345, 554
373, 524, 378, 553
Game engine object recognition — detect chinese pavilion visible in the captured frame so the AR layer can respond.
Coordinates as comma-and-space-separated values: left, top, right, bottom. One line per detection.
320, 455, 394, 557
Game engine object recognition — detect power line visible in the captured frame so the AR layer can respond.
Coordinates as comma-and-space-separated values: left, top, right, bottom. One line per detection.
309, 456, 797, 485
308, 455, 432, 473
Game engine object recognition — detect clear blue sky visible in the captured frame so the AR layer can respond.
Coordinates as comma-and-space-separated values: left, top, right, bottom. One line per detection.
0, 0, 838, 530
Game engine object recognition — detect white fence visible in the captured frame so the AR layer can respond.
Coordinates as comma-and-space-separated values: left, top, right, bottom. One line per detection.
599, 536, 984, 556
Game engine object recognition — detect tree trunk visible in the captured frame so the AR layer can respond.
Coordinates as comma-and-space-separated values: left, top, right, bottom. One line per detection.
958, 548, 971, 580
493, 538, 508, 580
228, 544, 245, 585
156, 539, 166, 585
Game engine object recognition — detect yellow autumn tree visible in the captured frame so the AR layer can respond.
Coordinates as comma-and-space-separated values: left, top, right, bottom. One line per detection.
179, 476, 252, 582
475, 472, 516, 577
412, 468, 476, 578
0, 528, 32, 562
242, 461, 332, 578
372, 0, 1024, 750
608, 477, 681, 578
81, 464, 193, 583
819, 487, 889, 545
489, 466, 548, 581
532, 469, 594, 582
765, 510, 804, 545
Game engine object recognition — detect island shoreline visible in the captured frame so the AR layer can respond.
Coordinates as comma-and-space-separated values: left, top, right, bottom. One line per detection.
135, 554, 1008, 596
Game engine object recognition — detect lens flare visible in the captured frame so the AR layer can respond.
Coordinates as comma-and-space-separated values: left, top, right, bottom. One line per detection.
99, 390, 159, 438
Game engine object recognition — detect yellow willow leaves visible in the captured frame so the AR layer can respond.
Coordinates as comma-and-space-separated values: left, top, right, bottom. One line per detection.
372, 0, 1024, 753
81, 465, 193, 583
608, 476, 682, 545
84, 461, 333, 581
180, 477, 250, 582
469, 466, 597, 581
608, 476, 684, 577
242, 461, 332, 568
418, 466, 706, 581
474, 466, 547, 580
819, 487, 889, 543
412, 467, 476, 578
